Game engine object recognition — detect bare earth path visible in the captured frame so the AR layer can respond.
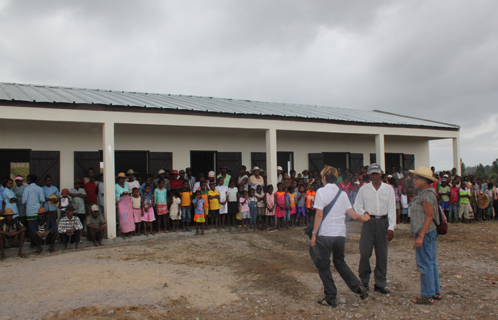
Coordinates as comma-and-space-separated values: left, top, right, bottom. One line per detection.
1, 221, 497, 319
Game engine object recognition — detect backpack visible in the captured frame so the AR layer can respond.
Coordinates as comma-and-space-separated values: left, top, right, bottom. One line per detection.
429, 189, 448, 235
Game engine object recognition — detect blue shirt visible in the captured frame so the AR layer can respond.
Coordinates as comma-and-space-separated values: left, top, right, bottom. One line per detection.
22, 183, 45, 217
43, 185, 60, 211
192, 198, 205, 214
29, 217, 58, 236
115, 183, 130, 202
3, 188, 19, 217
14, 184, 27, 217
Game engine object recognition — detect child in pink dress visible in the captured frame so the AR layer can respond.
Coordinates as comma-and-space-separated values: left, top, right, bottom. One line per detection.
141, 185, 156, 236
265, 185, 275, 230
274, 183, 286, 230
131, 188, 142, 236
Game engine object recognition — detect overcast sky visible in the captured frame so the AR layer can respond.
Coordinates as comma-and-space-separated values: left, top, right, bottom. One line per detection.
1, 0, 497, 169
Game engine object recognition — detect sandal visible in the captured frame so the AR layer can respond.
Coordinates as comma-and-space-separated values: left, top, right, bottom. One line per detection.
411, 297, 434, 304
433, 293, 442, 300
317, 298, 337, 307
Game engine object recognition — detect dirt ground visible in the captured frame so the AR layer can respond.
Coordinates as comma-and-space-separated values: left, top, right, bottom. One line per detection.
1, 220, 497, 320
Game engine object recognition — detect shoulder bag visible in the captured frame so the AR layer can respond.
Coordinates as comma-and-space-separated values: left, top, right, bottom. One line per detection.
304, 190, 342, 239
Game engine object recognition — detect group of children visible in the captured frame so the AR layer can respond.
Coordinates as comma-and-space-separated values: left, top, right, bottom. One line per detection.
125, 174, 323, 236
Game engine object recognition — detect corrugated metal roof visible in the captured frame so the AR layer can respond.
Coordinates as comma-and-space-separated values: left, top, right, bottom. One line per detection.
0, 82, 459, 129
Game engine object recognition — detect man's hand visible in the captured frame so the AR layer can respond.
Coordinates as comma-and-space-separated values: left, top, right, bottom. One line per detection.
413, 235, 423, 249
310, 234, 317, 247
363, 213, 371, 222
387, 230, 394, 242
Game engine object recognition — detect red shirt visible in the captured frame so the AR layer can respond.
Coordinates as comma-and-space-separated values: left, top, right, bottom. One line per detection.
339, 182, 354, 195
170, 178, 183, 189
449, 187, 460, 204
83, 181, 98, 203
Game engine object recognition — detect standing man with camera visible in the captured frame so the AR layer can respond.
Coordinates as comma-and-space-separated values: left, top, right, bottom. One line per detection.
354, 163, 396, 294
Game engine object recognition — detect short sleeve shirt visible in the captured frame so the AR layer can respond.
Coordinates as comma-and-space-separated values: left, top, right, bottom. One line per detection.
0, 219, 24, 239
227, 187, 238, 202
86, 214, 106, 228
180, 190, 192, 206
438, 186, 450, 202
314, 184, 352, 237
239, 197, 249, 212
208, 190, 221, 210
409, 188, 439, 236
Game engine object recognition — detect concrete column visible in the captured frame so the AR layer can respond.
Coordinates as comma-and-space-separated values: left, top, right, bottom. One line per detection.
59, 148, 74, 190
103, 122, 116, 239
453, 136, 461, 175
375, 133, 386, 173
265, 128, 278, 188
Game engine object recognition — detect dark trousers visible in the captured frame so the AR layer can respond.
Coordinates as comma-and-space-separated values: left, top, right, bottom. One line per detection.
359, 218, 389, 288
493, 200, 498, 220
315, 236, 362, 300
61, 230, 81, 245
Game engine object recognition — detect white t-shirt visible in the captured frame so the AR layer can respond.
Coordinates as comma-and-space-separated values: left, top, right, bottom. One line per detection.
216, 185, 228, 214
400, 194, 409, 208
238, 175, 249, 191
314, 183, 352, 237
227, 187, 238, 202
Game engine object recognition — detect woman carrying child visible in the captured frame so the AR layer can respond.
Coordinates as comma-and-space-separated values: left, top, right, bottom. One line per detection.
141, 185, 156, 235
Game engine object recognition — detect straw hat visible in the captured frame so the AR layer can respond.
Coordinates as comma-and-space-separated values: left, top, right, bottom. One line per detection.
158, 169, 166, 175
126, 169, 138, 175
252, 166, 260, 172
116, 172, 126, 179
277, 166, 283, 171
47, 194, 59, 206
0, 208, 15, 216
409, 166, 437, 183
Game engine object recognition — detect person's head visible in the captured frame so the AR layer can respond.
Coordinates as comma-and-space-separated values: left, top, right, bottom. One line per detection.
441, 179, 447, 187
461, 181, 467, 190
267, 184, 274, 193
251, 185, 260, 194
132, 187, 140, 196
277, 182, 283, 191
217, 177, 224, 186
179, 170, 186, 178
410, 167, 437, 191
472, 177, 477, 184
431, 166, 435, 173
27, 173, 37, 184
195, 190, 201, 199
488, 182, 493, 189
299, 185, 305, 193
170, 170, 179, 180
5, 178, 13, 189
249, 188, 255, 196
186, 168, 192, 177
2, 208, 15, 222
283, 172, 289, 180
158, 179, 165, 189
45, 175, 52, 187
252, 167, 260, 177
198, 173, 205, 182
91, 204, 100, 217
183, 180, 190, 190
126, 169, 135, 181
158, 169, 166, 178
66, 205, 75, 219
239, 165, 247, 175
145, 176, 152, 185
229, 180, 236, 188
353, 183, 359, 191
320, 166, 338, 185
209, 182, 216, 190
238, 185, 244, 193
220, 164, 227, 174
302, 169, 309, 176
116, 172, 126, 184
242, 190, 248, 197
137, 176, 143, 185
164, 170, 170, 179
291, 180, 297, 189
363, 174, 370, 183
37, 207, 47, 221
290, 170, 296, 179
277, 166, 283, 176
144, 185, 151, 194
173, 189, 180, 198
343, 176, 350, 183
309, 184, 315, 192
283, 187, 288, 193
15, 176, 24, 187
288, 186, 295, 194
200, 181, 208, 190
88, 168, 95, 178
451, 168, 457, 174
74, 179, 81, 189
402, 186, 408, 194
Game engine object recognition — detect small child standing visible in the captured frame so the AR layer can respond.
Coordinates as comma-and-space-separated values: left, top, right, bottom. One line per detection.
192, 191, 205, 235
255, 185, 265, 231
306, 184, 316, 224
265, 185, 275, 230
248, 189, 258, 231
141, 185, 156, 235
200, 182, 210, 229
208, 182, 221, 230
154, 179, 168, 234
449, 179, 460, 223
400, 187, 409, 224
274, 183, 286, 230
296, 185, 306, 227
288, 186, 297, 228
59, 188, 73, 219
131, 187, 143, 236
169, 189, 182, 232
284, 188, 291, 229
227, 181, 239, 231
239, 190, 250, 231
180, 180, 193, 232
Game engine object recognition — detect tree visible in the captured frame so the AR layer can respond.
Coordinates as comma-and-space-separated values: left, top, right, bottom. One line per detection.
461, 158, 466, 175
492, 158, 498, 175
475, 163, 486, 178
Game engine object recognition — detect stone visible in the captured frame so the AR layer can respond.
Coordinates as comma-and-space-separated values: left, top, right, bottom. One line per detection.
339, 298, 347, 304
107, 310, 115, 315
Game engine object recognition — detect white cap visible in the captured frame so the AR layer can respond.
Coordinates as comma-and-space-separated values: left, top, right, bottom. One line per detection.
158, 169, 165, 174
277, 166, 283, 171
208, 171, 215, 178
91, 204, 100, 212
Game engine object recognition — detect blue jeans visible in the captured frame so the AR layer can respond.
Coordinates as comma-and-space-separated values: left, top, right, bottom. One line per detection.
249, 208, 258, 224
415, 229, 440, 297
449, 203, 459, 222
181, 206, 191, 222
284, 209, 291, 222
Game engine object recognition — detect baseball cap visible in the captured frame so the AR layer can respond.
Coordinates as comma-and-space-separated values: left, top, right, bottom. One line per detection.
368, 163, 382, 174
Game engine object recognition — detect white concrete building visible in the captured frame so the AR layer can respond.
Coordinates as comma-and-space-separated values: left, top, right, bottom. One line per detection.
0, 82, 460, 238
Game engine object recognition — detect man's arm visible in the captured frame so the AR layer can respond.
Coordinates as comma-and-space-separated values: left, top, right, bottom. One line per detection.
353, 187, 366, 216
387, 187, 397, 231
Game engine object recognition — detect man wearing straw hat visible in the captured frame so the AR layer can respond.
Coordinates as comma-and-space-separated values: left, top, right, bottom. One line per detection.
58, 204, 83, 250
249, 167, 265, 190
354, 163, 396, 294
0, 208, 27, 259
30, 207, 58, 254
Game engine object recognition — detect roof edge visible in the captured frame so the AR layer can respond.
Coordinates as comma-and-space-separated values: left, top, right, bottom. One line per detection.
372, 110, 460, 129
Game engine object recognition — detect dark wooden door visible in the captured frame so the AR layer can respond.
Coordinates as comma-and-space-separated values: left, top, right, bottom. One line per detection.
30, 151, 60, 188
217, 152, 242, 180
308, 153, 324, 172
277, 152, 294, 173
251, 152, 267, 171
349, 153, 364, 173
370, 153, 377, 165
74, 151, 102, 180
115, 151, 148, 178
190, 151, 216, 178
403, 154, 415, 170
323, 152, 348, 170
385, 153, 402, 173
149, 152, 173, 178
0, 149, 30, 179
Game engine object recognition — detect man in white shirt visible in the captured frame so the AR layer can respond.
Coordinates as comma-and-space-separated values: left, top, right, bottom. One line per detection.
354, 163, 396, 294
277, 166, 283, 183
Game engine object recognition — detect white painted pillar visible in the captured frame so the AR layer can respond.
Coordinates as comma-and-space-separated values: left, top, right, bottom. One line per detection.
59, 148, 74, 191
265, 128, 278, 188
453, 136, 461, 175
103, 122, 116, 239
375, 133, 386, 173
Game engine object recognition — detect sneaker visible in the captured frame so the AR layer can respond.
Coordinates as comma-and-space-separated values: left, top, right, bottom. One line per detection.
374, 285, 391, 295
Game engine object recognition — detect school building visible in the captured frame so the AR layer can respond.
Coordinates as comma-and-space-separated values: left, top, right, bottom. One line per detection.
0, 82, 460, 238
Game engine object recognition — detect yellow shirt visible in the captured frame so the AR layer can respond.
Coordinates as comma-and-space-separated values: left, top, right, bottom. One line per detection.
208, 190, 221, 210
180, 190, 192, 207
